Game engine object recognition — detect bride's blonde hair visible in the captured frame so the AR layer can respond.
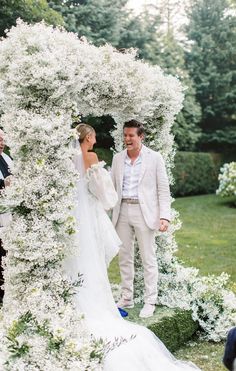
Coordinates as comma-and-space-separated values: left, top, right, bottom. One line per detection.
76, 123, 95, 143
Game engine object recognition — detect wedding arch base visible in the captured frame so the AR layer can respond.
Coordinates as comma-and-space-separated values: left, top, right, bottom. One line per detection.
0, 20, 235, 370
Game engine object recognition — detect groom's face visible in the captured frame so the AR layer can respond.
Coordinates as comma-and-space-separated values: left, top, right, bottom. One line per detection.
123, 127, 143, 152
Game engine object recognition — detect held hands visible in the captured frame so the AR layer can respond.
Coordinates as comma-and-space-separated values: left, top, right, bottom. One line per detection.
159, 219, 169, 232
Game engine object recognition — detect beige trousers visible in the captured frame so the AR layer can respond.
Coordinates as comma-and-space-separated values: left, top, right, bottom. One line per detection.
116, 202, 158, 305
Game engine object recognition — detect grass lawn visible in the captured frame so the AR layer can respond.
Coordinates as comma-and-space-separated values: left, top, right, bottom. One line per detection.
174, 340, 225, 371
174, 194, 236, 285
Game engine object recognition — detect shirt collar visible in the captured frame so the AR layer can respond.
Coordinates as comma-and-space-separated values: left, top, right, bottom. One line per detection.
125, 145, 143, 164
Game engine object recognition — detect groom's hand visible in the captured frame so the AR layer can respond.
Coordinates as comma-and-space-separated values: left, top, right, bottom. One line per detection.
159, 219, 169, 232
4, 175, 12, 187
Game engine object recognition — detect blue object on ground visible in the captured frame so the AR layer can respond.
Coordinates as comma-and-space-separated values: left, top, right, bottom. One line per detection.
223, 327, 236, 370
118, 307, 128, 317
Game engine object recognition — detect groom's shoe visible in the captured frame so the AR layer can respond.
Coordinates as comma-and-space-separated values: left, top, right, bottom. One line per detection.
139, 304, 155, 318
116, 297, 134, 309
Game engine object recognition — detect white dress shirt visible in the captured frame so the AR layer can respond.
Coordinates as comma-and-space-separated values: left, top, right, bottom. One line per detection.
122, 150, 142, 199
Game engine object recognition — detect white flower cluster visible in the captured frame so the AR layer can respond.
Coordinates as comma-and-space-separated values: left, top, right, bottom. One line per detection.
0, 21, 108, 370
217, 162, 236, 198
0, 21, 182, 123
191, 273, 236, 342
0, 109, 104, 370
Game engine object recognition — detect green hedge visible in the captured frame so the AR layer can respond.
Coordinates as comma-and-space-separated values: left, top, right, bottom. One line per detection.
172, 152, 218, 197
128, 305, 199, 352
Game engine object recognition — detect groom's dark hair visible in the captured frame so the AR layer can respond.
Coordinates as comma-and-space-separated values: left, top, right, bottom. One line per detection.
123, 119, 145, 136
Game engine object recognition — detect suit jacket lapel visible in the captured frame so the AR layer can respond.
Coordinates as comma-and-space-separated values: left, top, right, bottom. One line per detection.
118, 150, 126, 194
139, 146, 148, 184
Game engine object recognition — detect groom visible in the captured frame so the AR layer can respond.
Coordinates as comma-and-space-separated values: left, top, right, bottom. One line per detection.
111, 120, 171, 318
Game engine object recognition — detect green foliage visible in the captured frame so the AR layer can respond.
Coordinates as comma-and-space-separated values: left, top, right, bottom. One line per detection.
173, 106, 201, 151
84, 115, 115, 149
48, 0, 128, 46
202, 128, 236, 145
118, 7, 162, 63
14, 203, 32, 216
7, 312, 33, 340
94, 148, 113, 167
201, 127, 236, 155
89, 338, 105, 361
175, 310, 199, 345
6, 311, 68, 359
0, 0, 64, 37
61, 273, 83, 303
186, 0, 236, 149
7, 312, 33, 358
157, 33, 202, 150
172, 152, 218, 196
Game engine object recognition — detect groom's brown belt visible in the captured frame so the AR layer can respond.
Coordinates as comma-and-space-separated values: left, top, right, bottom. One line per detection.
122, 198, 139, 204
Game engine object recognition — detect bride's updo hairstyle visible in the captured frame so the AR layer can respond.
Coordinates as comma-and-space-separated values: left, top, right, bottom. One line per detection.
76, 123, 95, 143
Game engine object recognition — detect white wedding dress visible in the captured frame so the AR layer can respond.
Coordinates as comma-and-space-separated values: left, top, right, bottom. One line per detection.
64, 152, 200, 371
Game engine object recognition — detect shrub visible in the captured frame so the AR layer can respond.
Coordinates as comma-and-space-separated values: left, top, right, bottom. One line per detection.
172, 152, 218, 196
216, 162, 236, 198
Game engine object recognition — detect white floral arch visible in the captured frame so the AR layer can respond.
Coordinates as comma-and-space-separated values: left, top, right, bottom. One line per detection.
0, 20, 235, 370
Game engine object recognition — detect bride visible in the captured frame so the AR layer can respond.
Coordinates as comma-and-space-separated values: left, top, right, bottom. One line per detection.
64, 123, 200, 371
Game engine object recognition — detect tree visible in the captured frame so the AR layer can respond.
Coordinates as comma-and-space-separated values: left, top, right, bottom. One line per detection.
0, 0, 63, 37
118, 6, 162, 63
156, 31, 202, 150
186, 0, 236, 151
48, 0, 128, 46
155, 0, 186, 38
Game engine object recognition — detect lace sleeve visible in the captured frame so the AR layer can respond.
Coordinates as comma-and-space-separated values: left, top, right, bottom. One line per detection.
86, 162, 118, 210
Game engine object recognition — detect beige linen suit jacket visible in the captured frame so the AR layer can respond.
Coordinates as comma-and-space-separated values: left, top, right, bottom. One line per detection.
111, 145, 171, 230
